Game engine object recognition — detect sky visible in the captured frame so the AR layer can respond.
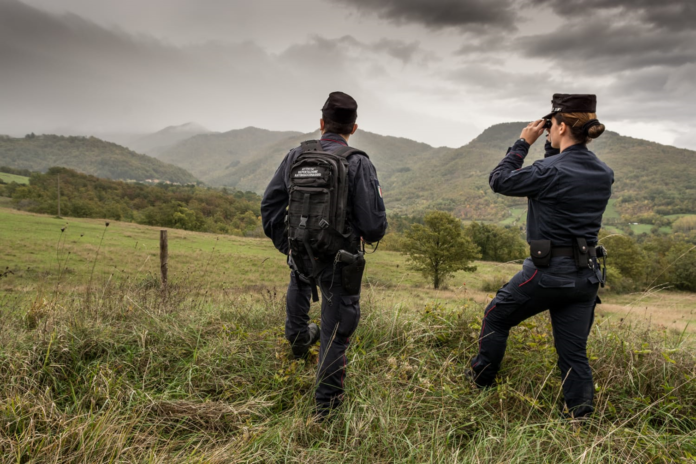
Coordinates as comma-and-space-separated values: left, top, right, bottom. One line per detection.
1, 0, 695, 149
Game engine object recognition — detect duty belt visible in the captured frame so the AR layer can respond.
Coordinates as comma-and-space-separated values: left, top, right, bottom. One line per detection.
550, 246, 597, 258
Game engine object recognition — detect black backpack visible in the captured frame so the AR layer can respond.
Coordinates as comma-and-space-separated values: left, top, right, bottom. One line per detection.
287, 140, 366, 293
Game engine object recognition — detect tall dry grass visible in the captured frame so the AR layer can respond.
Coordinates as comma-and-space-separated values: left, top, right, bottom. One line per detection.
0, 271, 694, 463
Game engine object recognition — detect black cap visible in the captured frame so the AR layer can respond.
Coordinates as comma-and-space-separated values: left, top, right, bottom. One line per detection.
542, 94, 597, 119
321, 91, 358, 124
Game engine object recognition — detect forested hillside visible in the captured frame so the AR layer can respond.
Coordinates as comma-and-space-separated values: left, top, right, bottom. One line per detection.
2, 167, 260, 235
156, 127, 452, 193
385, 123, 696, 221
155, 127, 304, 182
111, 122, 696, 224
0, 134, 198, 184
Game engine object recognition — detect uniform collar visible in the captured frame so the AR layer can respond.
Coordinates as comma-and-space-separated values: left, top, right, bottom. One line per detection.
320, 132, 349, 146
560, 142, 587, 154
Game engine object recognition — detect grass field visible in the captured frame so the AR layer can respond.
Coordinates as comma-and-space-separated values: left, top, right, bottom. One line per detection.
0, 172, 29, 185
1, 207, 695, 462
604, 226, 624, 235
502, 201, 693, 237
499, 207, 527, 227
666, 214, 696, 220
603, 199, 620, 220
629, 223, 654, 235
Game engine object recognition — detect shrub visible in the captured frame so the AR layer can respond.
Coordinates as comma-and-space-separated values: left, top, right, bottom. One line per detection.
479, 274, 509, 293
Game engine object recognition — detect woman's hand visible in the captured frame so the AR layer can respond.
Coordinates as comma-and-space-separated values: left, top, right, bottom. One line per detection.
519, 119, 546, 146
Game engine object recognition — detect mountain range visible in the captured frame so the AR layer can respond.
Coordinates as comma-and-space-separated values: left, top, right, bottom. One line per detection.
147, 123, 696, 221
127, 122, 212, 158
3, 123, 694, 223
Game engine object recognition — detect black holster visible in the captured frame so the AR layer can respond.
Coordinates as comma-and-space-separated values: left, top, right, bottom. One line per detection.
341, 255, 365, 295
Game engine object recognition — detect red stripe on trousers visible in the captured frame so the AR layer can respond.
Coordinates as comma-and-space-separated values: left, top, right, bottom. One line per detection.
519, 270, 538, 287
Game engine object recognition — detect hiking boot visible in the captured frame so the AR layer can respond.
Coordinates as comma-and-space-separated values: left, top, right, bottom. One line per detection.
312, 406, 332, 423
291, 323, 320, 359
313, 398, 342, 423
465, 368, 493, 389
563, 403, 594, 420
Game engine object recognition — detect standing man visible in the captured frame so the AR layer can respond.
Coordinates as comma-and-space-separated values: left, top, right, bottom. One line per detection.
469, 94, 614, 418
261, 91, 387, 418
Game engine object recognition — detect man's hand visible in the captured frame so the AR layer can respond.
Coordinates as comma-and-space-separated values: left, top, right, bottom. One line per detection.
519, 119, 546, 146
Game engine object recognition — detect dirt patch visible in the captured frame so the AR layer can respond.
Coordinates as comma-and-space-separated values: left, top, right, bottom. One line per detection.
599, 301, 696, 334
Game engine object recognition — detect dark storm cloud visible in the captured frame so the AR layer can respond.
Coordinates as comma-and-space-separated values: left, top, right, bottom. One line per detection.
329, 0, 518, 30
512, 0, 696, 131
518, 20, 696, 72
528, 0, 696, 31
4, 0, 695, 147
602, 64, 696, 122
280, 35, 429, 66
518, 0, 696, 75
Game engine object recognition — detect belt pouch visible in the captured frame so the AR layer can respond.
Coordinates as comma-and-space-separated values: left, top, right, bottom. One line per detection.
341, 257, 365, 295
573, 238, 590, 269
530, 240, 551, 267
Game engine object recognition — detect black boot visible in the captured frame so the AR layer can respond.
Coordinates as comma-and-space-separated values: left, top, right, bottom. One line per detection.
465, 368, 494, 389
291, 323, 320, 359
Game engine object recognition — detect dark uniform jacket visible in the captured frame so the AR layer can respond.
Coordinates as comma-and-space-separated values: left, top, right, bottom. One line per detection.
261, 132, 388, 255
490, 139, 614, 246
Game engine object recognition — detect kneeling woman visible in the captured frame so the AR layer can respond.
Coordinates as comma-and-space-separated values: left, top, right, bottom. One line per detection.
470, 94, 614, 418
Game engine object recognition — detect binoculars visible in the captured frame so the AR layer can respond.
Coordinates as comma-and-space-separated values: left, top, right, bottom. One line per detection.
543, 119, 552, 130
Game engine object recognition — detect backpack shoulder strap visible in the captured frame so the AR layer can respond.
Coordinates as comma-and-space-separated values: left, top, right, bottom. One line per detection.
300, 140, 322, 153
332, 146, 369, 160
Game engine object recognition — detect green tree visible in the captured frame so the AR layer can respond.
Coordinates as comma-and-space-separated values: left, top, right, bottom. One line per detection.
599, 232, 648, 291
402, 211, 480, 289
666, 243, 696, 291
673, 216, 696, 234
172, 205, 205, 231
464, 221, 527, 262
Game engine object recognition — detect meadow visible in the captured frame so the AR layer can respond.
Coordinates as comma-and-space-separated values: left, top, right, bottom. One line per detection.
0, 172, 29, 185
0, 207, 695, 462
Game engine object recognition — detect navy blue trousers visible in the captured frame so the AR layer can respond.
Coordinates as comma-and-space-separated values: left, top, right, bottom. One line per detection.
286, 265, 360, 412
471, 257, 601, 416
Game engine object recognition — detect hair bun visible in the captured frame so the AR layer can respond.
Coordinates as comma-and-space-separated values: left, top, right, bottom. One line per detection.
588, 123, 605, 139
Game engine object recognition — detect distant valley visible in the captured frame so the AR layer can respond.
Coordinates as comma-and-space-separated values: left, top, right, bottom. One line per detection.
127, 122, 213, 158
3, 123, 694, 227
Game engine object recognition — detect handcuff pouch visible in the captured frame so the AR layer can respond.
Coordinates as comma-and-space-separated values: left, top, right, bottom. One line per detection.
530, 240, 551, 268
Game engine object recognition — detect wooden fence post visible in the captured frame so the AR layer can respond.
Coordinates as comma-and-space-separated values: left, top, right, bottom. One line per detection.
57, 174, 61, 218
160, 230, 168, 291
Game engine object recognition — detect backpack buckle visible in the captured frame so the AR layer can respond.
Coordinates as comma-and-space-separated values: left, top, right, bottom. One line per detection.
299, 216, 308, 229
319, 219, 329, 229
